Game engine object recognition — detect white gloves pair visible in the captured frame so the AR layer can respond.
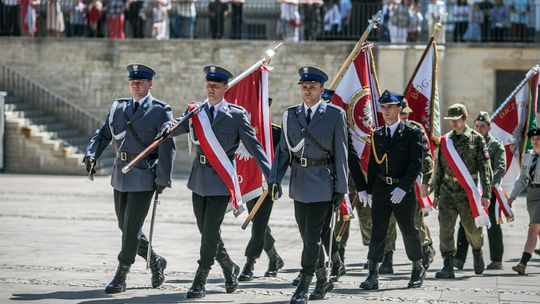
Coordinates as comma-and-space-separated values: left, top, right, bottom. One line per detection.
358, 191, 372, 208
390, 187, 406, 204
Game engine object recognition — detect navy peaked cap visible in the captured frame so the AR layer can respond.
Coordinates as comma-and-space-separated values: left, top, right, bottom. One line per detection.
298, 66, 328, 84
204, 65, 233, 83
127, 63, 155, 80
379, 89, 404, 105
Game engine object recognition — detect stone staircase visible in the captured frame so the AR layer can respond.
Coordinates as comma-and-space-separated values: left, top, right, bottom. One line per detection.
0, 63, 114, 175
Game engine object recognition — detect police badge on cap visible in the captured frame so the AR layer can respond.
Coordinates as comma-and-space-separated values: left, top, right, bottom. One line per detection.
298, 66, 329, 84
126, 63, 156, 80
204, 65, 233, 83
527, 127, 540, 138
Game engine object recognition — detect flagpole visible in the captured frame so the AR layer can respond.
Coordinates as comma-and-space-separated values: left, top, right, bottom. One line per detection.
327, 10, 382, 91
227, 42, 283, 88
491, 64, 540, 120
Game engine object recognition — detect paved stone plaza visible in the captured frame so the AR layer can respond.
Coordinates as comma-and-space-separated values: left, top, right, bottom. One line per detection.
0, 174, 539, 303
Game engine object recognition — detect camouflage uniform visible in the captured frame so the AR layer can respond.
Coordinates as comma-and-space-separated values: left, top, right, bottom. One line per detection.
434, 126, 493, 257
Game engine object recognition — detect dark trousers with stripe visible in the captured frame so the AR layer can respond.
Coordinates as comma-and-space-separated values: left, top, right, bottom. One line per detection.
192, 192, 232, 269
368, 183, 423, 262
294, 201, 332, 275
113, 190, 154, 265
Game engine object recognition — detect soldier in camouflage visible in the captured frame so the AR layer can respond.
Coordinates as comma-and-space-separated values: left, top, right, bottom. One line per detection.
433, 104, 493, 279
454, 111, 506, 270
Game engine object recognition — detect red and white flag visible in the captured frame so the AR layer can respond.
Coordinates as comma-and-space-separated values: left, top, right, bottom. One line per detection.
490, 66, 539, 222
225, 66, 273, 202
331, 43, 381, 173
404, 37, 441, 152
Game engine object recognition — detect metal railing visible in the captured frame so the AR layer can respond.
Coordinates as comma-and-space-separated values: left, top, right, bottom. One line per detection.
0, 62, 102, 142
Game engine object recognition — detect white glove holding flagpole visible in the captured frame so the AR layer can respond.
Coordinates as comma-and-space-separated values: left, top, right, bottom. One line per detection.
390, 187, 406, 204
359, 191, 369, 207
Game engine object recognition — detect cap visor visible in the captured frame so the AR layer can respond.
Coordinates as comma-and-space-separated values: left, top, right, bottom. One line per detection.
443, 115, 464, 120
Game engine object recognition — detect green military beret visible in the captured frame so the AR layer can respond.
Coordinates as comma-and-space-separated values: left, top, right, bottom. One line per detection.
444, 103, 467, 120
475, 111, 491, 125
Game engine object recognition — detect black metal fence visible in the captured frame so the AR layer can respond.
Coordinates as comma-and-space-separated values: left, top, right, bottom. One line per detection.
0, 0, 538, 43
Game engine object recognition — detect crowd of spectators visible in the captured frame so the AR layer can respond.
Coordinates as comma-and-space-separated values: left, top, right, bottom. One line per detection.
0, 0, 536, 43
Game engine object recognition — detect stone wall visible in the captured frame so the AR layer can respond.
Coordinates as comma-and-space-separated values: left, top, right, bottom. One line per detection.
1, 38, 539, 174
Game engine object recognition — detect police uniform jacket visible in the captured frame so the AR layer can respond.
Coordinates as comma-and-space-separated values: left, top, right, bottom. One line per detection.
367, 121, 423, 195
171, 100, 271, 197
269, 102, 348, 203
510, 149, 540, 199
85, 95, 176, 192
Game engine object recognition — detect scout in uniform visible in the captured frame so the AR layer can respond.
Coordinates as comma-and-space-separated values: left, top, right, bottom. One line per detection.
454, 111, 506, 270
360, 90, 425, 290
508, 127, 540, 275
83, 64, 176, 293
158, 66, 271, 298
269, 66, 348, 303
433, 104, 493, 279
378, 100, 437, 273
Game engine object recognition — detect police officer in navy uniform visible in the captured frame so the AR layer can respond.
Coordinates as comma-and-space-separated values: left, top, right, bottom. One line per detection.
83, 64, 176, 293
158, 66, 271, 298
269, 66, 348, 304
360, 90, 425, 290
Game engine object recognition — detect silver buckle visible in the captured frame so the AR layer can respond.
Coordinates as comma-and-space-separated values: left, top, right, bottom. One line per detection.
300, 157, 307, 167
120, 152, 127, 161
200, 155, 207, 164
386, 177, 393, 185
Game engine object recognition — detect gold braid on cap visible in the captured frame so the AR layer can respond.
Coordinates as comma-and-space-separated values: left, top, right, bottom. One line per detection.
370, 131, 389, 174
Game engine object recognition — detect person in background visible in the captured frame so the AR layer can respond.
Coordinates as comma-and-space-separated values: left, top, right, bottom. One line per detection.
152, 0, 169, 40
20, 0, 38, 36
69, 0, 87, 37
169, 0, 196, 39
46, 0, 65, 37
452, 0, 469, 42
230, 0, 244, 39
106, 0, 125, 39
463, 2, 483, 42
407, 2, 423, 42
389, 0, 411, 44
508, 0, 530, 42
208, 0, 229, 39
87, 0, 103, 37
490, 0, 509, 42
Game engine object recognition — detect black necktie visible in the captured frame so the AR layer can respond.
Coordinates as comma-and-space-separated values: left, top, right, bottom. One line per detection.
530, 155, 538, 177
306, 108, 312, 125
133, 102, 139, 112
386, 127, 392, 141
209, 106, 215, 123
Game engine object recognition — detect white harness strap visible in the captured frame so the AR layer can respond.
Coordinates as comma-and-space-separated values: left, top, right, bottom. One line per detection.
282, 109, 304, 154
109, 100, 126, 140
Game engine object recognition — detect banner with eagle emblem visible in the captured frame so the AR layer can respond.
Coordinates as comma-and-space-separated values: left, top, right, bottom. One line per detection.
224, 66, 273, 202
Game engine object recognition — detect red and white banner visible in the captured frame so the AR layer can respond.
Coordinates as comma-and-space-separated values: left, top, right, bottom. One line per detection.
225, 66, 273, 202
190, 105, 243, 209
493, 184, 514, 223
490, 67, 539, 222
440, 135, 490, 228
339, 193, 354, 221
415, 178, 433, 214
331, 43, 381, 173
404, 37, 441, 153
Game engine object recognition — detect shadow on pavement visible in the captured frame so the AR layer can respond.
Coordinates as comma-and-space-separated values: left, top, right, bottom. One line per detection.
11, 289, 113, 301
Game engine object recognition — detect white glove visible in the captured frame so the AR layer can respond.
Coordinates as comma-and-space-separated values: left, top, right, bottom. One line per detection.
359, 191, 368, 207
366, 194, 372, 208
390, 187, 406, 204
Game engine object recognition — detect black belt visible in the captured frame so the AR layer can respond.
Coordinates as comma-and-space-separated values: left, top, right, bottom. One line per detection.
530, 184, 540, 189
377, 173, 400, 185
116, 151, 158, 162
198, 154, 234, 167
293, 156, 332, 167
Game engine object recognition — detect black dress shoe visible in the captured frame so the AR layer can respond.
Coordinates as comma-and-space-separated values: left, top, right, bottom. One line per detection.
359, 260, 379, 290
105, 263, 130, 294
407, 260, 426, 288
186, 267, 210, 298
289, 273, 313, 304
238, 257, 256, 282
309, 267, 334, 300
150, 255, 167, 288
